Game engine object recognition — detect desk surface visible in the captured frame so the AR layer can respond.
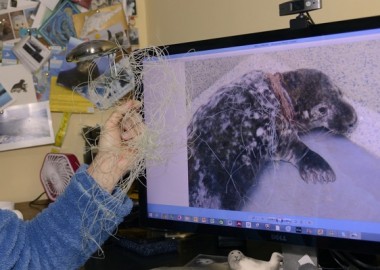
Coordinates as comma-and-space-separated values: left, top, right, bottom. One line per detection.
83, 233, 279, 270
84, 235, 220, 270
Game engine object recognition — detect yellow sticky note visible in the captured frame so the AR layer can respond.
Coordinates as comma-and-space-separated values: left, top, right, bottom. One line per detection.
49, 76, 94, 113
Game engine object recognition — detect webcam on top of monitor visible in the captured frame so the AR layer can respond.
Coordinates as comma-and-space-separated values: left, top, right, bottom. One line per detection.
279, 0, 322, 29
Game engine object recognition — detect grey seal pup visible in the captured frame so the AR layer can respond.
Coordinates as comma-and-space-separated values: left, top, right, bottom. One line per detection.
188, 69, 357, 210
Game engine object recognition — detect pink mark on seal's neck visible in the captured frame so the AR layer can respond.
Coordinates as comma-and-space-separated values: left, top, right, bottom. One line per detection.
267, 72, 295, 122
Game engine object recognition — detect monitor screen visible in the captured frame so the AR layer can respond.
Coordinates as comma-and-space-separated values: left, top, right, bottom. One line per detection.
139, 15, 380, 255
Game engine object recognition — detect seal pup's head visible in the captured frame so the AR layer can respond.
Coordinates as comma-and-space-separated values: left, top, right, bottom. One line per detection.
280, 68, 357, 135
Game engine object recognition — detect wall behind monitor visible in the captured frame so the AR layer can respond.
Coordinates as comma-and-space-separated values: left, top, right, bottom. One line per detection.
145, 0, 380, 46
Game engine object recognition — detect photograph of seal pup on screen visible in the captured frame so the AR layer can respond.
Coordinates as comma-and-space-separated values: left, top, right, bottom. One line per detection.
188, 68, 357, 211
180, 37, 380, 221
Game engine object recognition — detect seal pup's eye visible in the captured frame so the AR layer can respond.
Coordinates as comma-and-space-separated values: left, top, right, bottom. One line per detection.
318, 107, 327, 115
310, 104, 329, 120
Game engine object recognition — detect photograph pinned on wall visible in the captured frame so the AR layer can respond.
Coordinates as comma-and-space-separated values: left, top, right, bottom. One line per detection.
45, 45, 65, 76
0, 13, 15, 41
72, 3, 127, 39
0, 64, 37, 105
0, 2, 39, 41
86, 23, 130, 47
0, 83, 15, 110
1, 40, 18, 65
0, 101, 55, 152
126, 0, 137, 16
13, 34, 52, 72
10, 10, 28, 39
128, 26, 139, 45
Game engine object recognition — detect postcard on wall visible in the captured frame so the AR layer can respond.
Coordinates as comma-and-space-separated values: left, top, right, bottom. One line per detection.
0, 64, 37, 105
38, 0, 80, 46
0, 101, 54, 152
1, 40, 18, 65
72, 3, 127, 39
86, 23, 130, 47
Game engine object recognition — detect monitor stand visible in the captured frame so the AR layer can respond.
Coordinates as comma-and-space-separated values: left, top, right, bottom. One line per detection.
282, 244, 318, 270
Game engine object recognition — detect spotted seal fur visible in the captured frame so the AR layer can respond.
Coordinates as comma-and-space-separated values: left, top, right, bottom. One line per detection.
187, 68, 357, 210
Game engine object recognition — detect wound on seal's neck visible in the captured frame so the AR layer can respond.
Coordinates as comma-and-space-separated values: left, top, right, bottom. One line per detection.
267, 72, 295, 122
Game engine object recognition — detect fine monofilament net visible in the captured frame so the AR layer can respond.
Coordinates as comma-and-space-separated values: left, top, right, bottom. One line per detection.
74, 44, 194, 254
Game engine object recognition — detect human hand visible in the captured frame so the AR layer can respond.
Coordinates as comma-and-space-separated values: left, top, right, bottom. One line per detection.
87, 99, 144, 193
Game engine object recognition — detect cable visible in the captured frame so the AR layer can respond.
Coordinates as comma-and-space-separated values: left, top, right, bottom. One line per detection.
328, 250, 380, 270
328, 250, 350, 270
28, 192, 49, 210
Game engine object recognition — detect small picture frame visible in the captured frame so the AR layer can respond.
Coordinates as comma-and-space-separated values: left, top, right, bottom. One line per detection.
13, 34, 52, 72
0, 83, 15, 111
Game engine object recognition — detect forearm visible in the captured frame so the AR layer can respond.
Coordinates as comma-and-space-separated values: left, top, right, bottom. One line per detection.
0, 165, 132, 270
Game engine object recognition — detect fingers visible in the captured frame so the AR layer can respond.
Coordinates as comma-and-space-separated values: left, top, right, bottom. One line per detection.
116, 99, 142, 115
105, 99, 142, 130
121, 112, 144, 141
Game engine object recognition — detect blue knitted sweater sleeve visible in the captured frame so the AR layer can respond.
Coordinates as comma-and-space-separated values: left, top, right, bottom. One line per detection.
0, 164, 133, 270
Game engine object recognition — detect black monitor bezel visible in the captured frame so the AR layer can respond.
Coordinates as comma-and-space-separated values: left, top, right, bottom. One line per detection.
138, 15, 380, 255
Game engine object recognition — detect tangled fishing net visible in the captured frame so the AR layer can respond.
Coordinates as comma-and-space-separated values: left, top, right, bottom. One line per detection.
71, 42, 192, 254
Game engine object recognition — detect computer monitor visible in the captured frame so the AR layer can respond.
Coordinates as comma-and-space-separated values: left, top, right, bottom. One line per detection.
139, 15, 380, 266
